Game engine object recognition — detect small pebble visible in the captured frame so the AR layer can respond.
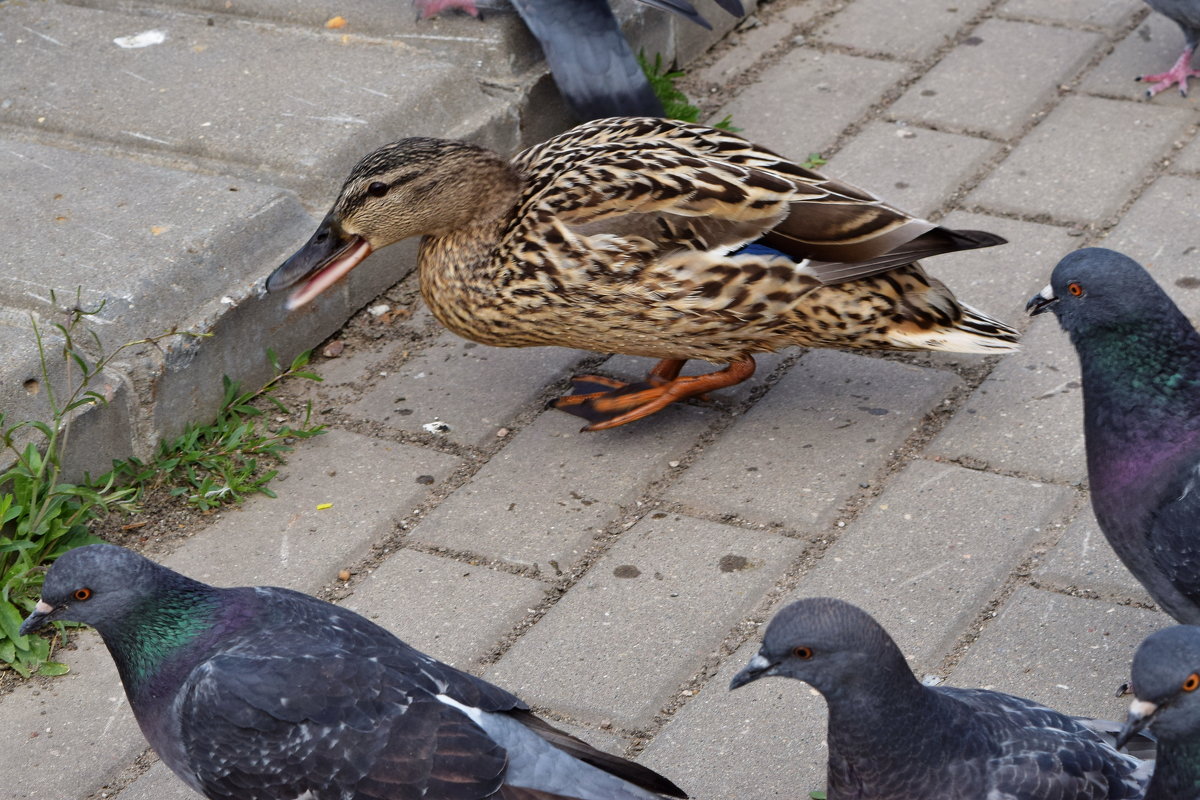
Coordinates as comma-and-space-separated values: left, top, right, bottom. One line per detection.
337, 569, 351, 582
368, 304, 390, 317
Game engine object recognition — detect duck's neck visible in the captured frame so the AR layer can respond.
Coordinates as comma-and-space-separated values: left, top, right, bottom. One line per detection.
417, 200, 524, 347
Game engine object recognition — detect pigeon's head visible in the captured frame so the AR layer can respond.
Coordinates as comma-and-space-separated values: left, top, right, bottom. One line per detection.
19, 544, 160, 637
1026, 248, 1174, 335
266, 137, 521, 310
1117, 625, 1200, 749
730, 598, 910, 700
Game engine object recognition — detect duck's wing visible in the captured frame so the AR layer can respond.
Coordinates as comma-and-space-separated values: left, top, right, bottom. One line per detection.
508, 117, 1003, 281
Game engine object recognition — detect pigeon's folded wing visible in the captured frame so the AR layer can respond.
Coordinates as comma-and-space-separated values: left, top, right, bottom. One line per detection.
179, 650, 511, 800
1150, 459, 1200, 610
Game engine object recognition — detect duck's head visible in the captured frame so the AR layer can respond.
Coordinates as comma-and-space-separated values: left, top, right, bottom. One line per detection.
267, 137, 520, 310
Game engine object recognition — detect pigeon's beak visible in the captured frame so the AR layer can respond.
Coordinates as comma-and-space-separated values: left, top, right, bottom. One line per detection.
1025, 284, 1058, 316
1114, 699, 1159, 750
266, 211, 373, 311
18, 599, 56, 637
730, 652, 778, 690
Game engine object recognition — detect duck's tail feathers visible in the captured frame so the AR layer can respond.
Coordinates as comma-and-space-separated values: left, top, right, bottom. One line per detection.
887, 302, 1020, 353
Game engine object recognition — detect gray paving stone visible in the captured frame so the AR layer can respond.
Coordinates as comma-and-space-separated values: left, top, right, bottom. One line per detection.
891, 20, 1102, 139
666, 350, 961, 531
692, 2, 823, 88
409, 406, 712, 571
116, 761, 200, 800
601, 350, 790, 406
345, 331, 587, 447
718, 49, 909, 156
342, 548, 550, 668
937, 211, 1081, 326
1034, 509, 1156, 605
968, 95, 1194, 223
818, 0, 990, 59
485, 514, 802, 728
929, 315, 1087, 483
1081, 11, 1200, 107
999, 0, 1141, 28
950, 586, 1166, 720
1101, 175, 1200, 320
162, 428, 461, 590
787, 459, 1072, 664
1171, 133, 1200, 174
641, 635, 829, 799
0, 4, 511, 199
823, 121, 1000, 218
3, 631, 145, 800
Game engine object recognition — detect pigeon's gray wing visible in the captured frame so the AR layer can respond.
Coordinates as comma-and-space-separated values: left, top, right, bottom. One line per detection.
948, 689, 1148, 799
511, 0, 664, 120
178, 649, 513, 800
1148, 458, 1200, 611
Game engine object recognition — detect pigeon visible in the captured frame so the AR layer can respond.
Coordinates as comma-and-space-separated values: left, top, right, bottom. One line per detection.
1140, 1, 1200, 97
411, 0, 745, 120
1117, 625, 1200, 799
19, 544, 687, 800
730, 597, 1151, 799
1028, 248, 1200, 625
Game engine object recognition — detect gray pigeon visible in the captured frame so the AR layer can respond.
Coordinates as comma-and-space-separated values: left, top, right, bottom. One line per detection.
1140, 1, 1200, 96
412, 0, 745, 120
730, 597, 1151, 799
1118, 625, 1200, 799
19, 544, 687, 800
1028, 248, 1200, 625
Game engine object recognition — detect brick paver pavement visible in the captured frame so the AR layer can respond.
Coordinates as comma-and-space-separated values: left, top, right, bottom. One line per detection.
3, 1, 1198, 798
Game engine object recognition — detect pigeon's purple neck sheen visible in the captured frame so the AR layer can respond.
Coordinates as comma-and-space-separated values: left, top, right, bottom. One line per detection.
1076, 320, 1200, 493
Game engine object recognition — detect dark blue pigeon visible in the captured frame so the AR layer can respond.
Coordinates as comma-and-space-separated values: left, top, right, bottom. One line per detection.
1140, 1, 1200, 97
731, 597, 1151, 799
1028, 248, 1200, 625
20, 544, 687, 800
1118, 625, 1200, 799
412, 0, 745, 120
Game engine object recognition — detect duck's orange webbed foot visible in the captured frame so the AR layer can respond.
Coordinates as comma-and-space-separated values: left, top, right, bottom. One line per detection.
552, 357, 755, 431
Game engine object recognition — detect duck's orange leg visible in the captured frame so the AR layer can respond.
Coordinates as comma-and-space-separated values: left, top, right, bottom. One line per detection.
552, 357, 755, 431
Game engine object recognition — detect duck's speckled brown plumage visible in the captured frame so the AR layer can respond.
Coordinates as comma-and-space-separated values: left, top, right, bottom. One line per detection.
269, 117, 1018, 429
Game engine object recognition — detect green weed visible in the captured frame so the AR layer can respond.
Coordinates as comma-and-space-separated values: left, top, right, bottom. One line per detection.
111, 349, 325, 512
639, 52, 739, 131
1, 296, 188, 676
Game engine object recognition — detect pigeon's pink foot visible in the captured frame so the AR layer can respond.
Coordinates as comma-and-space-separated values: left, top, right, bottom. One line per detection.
1138, 46, 1200, 97
412, 0, 480, 19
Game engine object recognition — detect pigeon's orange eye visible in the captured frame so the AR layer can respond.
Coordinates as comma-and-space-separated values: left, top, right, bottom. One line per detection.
73, 588, 92, 601
1184, 673, 1200, 692
792, 646, 813, 660
1067, 282, 1084, 297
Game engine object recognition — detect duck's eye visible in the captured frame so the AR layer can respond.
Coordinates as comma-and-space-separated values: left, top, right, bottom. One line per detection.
73, 588, 92, 601
1067, 282, 1084, 297
367, 181, 389, 198
792, 646, 813, 660
1184, 673, 1200, 692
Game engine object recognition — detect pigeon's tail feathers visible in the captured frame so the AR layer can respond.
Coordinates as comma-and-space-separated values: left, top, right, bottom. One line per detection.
515, 711, 688, 798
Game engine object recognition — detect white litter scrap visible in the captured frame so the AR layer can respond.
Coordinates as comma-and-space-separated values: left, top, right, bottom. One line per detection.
422, 420, 451, 435
114, 30, 167, 49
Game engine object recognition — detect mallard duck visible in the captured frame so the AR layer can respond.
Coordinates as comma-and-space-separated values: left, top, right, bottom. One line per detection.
268, 117, 1019, 431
